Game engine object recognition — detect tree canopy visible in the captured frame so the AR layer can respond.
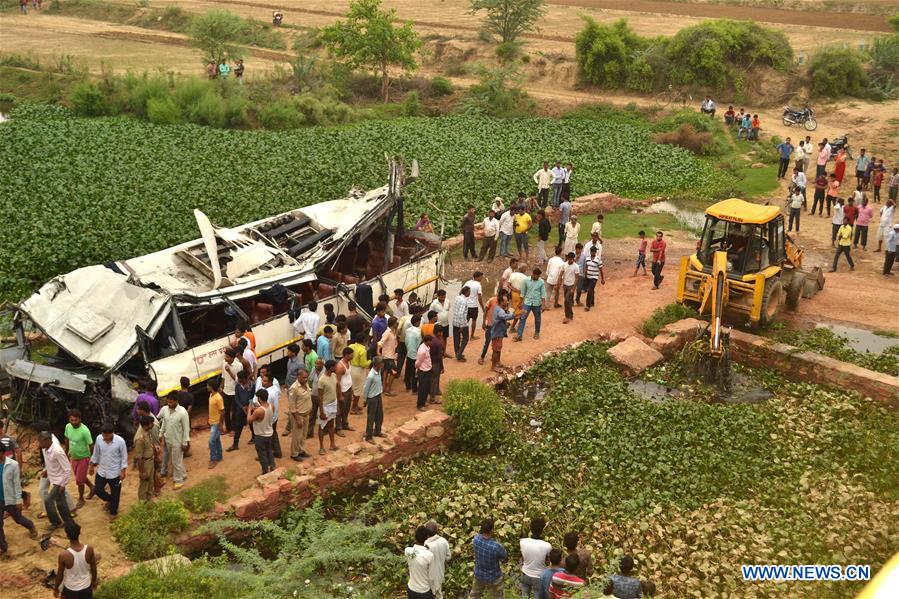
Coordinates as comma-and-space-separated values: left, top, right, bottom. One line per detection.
321, 0, 421, 102
188, 9, 245, 65
469, 0, 546, 46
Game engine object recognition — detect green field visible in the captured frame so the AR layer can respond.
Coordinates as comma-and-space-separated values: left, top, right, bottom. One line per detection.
0, 104, 731, 301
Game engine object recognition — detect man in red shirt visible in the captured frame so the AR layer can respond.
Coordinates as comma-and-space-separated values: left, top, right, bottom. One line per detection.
550, 553, 585, 598
843, 197, 859, 225
650, 231, 667, 290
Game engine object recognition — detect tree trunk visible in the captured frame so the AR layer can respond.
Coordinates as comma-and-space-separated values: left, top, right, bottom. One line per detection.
381, 58, 389, 103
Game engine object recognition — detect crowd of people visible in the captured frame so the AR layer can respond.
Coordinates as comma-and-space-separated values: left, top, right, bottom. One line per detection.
772, 135, 898, 275
404, 516, 655, 599
206, 59, 246, 83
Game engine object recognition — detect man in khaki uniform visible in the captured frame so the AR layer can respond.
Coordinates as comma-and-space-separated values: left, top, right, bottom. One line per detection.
134, 415, 156, 502
288, 370, 313, 461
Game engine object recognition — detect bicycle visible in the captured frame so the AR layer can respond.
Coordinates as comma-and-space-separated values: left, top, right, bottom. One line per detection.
654, 84, 693, 108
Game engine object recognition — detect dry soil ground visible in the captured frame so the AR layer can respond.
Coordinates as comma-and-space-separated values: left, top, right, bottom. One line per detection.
1, 1, 897, 595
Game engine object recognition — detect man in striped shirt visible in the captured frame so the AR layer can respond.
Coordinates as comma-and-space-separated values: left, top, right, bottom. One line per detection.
550, 553, 585, 598
582, 246, 605, 312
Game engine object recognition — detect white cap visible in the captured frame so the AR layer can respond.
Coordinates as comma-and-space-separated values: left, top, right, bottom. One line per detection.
494, 196, 503, 203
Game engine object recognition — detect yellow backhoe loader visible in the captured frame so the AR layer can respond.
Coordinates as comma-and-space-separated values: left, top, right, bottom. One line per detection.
676, 198, 825, 358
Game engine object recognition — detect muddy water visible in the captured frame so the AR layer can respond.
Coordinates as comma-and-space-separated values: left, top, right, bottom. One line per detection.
501, 378, 550, 405
628, 373, 771, 405
647, 200, 706, 233
815, 323, 898, 355
627, 379, 682, 403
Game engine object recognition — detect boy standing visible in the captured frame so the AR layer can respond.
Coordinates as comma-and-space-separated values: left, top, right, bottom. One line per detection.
63, 409, 94, 509
634, 231, 648, 276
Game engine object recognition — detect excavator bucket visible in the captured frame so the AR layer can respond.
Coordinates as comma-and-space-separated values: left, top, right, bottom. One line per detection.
801, 266, 825, 298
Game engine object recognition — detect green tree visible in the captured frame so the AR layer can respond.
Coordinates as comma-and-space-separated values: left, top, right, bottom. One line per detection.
188, 9, 245, 66
575, 17, 646, 89
469, 0, 546, 45
321, 0, 421, 102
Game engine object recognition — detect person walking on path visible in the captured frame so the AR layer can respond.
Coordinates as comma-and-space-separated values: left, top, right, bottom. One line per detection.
883, 223, 899, 275
405, 525, 435, 599
787, 186, 803, 233
634, 231, 648, 276
650, 231, 667, 290
288, 369, 312, 461
479, 209, 499, 261
477, 291, 504, 365
39, 432, 76, 532
791, 167, 807, 207
550, 160, 566, 208
249, 389, 275, 473
451, 286, 471, 361
515, 268, 546, 341
489, 296, 515, 372
206, 379, 225, 469
158, 393, 190, 490
54, 523, 97, 599
826, 175, 841, 218
470, 518, 508, 598
582, 247, 605, 311
812, 172, 828, 215
362, 357, 385, 442
63, 409, 94, 510
424, 520, 451, 599
462, 206, 477, 260
776, 137, 794, 179
520, 517, 552, 598
557, 196, 571, 247
415, 336, 434, 411
875, 199, 895, 252
536, 210, 551, 264
561, 252, 580, 324
545, 246, 564, 309
832, 218, 855, 272
533, 162, 552, 208
88, 424, 127, 518
1, 438, 38, 556
134, 415, 156, 503
562, 215, 579, 258
854, 197, 873, 249
831, 198, 845, 246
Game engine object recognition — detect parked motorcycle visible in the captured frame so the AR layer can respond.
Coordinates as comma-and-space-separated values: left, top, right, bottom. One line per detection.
272, 11, 283, 26
829, 135, 852, 160
782, 105, 817, 131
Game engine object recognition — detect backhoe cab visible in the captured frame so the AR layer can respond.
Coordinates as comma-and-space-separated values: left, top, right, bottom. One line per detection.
676, 199, 824, 354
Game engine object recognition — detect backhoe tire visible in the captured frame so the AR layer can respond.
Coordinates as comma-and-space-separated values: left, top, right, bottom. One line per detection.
786, 273, 805, 310
758, 278, 783, 328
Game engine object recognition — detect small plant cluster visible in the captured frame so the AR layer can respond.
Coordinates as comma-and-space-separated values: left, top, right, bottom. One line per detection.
179, 475, 229, 514
640, 302, 700, 338
110, 498, 190, 561
443, 379, 508, 452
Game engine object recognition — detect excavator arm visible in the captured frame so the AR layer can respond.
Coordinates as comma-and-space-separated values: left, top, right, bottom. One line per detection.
698, 251, 730, 358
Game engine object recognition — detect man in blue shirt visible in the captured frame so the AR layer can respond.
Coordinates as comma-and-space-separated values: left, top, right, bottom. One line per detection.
471, 518, 507, 598
538, 548, 564, 599
776, 137, 794, 179
88, 423, 128, 517
515, 268, 546, 341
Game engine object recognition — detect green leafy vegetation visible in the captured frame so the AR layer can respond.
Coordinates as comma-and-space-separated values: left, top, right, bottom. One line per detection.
111, 498, 190, 561
456, 65, 534, 117
350, 343, 899, 597
443, 379, 507, 452
768, 325, 899, 376
808, 47, 869, 98
641, 302, 701, 338
179, 476, 229, 514
99, 500, 401, 599
575, 18, 792, 95
469, 0, 546, 47
0, 104, 730, 301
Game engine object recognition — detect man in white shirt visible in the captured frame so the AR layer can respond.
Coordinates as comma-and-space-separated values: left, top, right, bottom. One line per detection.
533, 161, 552, 208
293, 301, 320, 342
405, 526, 434, 599
561, 251, 581, 324
38, 431, 76, 531
463, 271, 485, 341
550, 160, 566, 208
520, 517, 552, 598
545, 245, 565, 310
498, 209, 514, 258
424, 519, 451, 599
700, 95, 716, 117
158, 393, 191, 488
237, 338, 257, 378
428, 289, 450, 330
585, 232, 603, 263
791, 167, 807, 204
389, 289, 410, 319
478, 209, 499, 261
499, 257, 518, 293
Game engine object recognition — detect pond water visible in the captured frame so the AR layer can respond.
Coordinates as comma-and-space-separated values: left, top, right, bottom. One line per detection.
647, 200, 706, 233
627, 379, 682, 403
815, 323, 898, 355
628, 373, 771, 406
500, 378, 550, 405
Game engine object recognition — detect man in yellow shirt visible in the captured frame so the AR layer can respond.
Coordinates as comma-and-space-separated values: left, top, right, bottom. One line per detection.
513, 206, 533, 261
207, 379, 226, 469
831, 217, 855, 272
349, 333, 371, 423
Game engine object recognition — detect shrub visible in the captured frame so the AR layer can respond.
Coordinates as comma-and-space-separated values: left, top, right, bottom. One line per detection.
172, 77, 210, 111
641, 302, 700, 338
430, 76, 454, 96
257, 99, 305, 130
179, 476, 229, 513
96, 561, 237, 599
575, 18, 646, 89
495, 41, 520, 63
111, 498, 190, 561
654, 124, 715, 156
129, 75, 171, 117
456, 66, 534, 117
146, 95, 182, 125
69, 81, 109, 116
808, 47, 868, 98
402, 90, 422, 116
224, 94, 249, 128
186, 90, 226, 127
443, 379, 507, 453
